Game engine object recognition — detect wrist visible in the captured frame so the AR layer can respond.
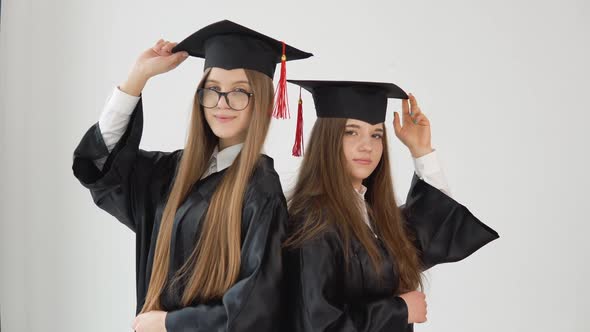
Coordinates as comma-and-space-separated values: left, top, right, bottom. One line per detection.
120, 70, 149, 97
410, 146, 434, 158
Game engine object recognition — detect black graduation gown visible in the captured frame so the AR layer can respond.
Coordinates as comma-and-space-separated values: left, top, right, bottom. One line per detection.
284, 175, 500, 332
72, 99, 289, 331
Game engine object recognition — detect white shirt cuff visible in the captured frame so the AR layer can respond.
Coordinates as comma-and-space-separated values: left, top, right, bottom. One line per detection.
412, 149, 452, 197
413, 149, 441, 178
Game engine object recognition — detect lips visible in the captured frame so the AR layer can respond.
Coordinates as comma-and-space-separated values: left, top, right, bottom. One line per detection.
353, 158, 372, 165
214, 114, 237, 123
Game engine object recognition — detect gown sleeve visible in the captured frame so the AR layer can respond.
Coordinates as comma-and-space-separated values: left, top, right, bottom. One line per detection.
164, 193, 289, 332
72, 99, 181, 233
285, 230, 410, 332
400, 173, 500, 270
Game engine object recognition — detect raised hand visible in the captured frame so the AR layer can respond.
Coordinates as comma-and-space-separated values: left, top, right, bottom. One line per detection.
393, 93, 434, 158
120, 39, 189, 96
133, 39, 189, 79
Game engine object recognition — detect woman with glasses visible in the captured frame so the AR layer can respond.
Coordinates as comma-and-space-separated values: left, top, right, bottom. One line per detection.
72, 20, 311, 331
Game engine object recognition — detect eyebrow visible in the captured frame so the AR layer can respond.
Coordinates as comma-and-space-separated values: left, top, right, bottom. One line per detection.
345, 124, 384, 132
205, 79, 250, 85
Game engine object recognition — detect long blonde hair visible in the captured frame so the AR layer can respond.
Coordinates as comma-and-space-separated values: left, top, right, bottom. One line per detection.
141, 68, 274, 311
285, 118, 423, 293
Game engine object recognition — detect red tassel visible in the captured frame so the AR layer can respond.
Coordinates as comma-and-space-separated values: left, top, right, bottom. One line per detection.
292, 87, 304, 156
272, 41, 290, 119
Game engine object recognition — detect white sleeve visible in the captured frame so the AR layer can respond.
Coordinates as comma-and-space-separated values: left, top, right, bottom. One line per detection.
92, 87, 140, 170
98, 86, 141, 151
413, 149, 452, 197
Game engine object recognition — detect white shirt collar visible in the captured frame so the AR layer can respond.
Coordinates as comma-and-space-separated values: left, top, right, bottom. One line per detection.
354, 184, 377, 236
211, 143, 244, 172
355, 184, 368, 200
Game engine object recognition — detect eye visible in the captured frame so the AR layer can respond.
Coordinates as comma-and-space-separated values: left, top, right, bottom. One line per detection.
344, 130, 358, 136
233, 88, 250, 94
206, 86, 221, 91
372, 133, 383, 139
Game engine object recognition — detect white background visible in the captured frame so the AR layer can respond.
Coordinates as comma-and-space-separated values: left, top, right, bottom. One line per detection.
1, 0, 589, 331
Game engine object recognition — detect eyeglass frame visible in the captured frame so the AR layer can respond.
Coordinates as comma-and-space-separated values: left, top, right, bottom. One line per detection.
196, 87, 254, 111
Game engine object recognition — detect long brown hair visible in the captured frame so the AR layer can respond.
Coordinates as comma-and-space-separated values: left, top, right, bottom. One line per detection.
285, 118, 422, 293
141, 68, 274, 312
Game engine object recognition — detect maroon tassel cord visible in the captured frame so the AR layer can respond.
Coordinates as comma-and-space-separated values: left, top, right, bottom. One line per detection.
292, 87, 304, 156
272, 41, 290, 119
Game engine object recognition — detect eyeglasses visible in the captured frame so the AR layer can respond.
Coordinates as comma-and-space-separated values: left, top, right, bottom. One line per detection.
197, 88, 254, 111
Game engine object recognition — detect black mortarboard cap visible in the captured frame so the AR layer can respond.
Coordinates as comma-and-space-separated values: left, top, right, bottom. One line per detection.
172, 20, 313, 79
287, 80, 408, 125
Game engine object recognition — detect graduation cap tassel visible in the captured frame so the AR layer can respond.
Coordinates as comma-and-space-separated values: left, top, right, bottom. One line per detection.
292, 87, 304, 156
272, 41, 290, 119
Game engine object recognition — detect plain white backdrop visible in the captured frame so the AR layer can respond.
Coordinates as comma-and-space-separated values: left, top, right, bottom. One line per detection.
1, 0, 588, 331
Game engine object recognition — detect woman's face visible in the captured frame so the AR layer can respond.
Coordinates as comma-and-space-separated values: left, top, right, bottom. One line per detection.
342, 119, 384, 187
202, 67, 253, 148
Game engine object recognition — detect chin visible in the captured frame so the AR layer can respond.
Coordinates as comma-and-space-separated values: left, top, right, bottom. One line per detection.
210, 126, 240, 139
350, 169, 373, 182
205, 119, 239, 140
356, 162, 381, 179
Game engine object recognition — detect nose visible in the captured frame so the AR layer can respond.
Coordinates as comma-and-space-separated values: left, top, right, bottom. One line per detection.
358, 136, 373, 152
216, 94, 231, 109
